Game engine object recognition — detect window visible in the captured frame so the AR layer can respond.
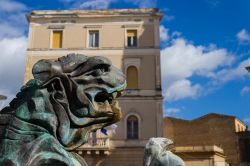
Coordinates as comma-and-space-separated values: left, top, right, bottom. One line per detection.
127, 115, 138, 139
127, 66, 138, 89
52, 31, 63, 48
89, 30, 99, 48
127, 30, 137, 47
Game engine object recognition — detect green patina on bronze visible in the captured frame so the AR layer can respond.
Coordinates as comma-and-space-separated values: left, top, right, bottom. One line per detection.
0, 54, 126, 166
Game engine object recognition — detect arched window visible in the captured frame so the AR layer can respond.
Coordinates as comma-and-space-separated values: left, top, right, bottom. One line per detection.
127, 66, 138, 89
127, 115, 139, 139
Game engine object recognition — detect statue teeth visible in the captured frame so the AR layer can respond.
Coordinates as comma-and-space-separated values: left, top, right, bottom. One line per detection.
93, 101, 99, 110
104, 100, 109, 106
112, 92, 117, 99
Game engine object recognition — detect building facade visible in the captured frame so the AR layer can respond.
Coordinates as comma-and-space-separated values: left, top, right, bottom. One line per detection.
25, 8, 163, 165
164, 113, 248, 166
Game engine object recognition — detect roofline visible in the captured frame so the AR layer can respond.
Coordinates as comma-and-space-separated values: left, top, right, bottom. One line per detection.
165, 113, 247, 126
26, 8, 164, 22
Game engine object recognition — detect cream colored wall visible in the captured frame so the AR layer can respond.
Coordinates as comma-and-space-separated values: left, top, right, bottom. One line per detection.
139, 24, 155, 47
63, 26, 86, 48
101, 25, 124, 48
29, 26, 50, 48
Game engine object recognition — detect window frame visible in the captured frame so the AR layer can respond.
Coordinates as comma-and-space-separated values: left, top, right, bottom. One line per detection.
127, 30, 137, 47
87, 29, 100, 48
124, 113, 141, 140
124, 58, 141, 91
127, 115, 139, 139
125, 28, 139, 48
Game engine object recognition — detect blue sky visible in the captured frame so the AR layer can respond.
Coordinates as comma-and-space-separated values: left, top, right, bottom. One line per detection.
0, 0, 250, 126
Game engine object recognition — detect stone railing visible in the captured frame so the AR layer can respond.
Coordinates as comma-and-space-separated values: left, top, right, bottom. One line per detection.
80, 137, 110, 149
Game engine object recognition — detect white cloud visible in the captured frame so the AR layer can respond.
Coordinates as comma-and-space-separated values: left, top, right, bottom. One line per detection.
59, 0, 116, 9
161, 38, 234, 101
164, 15, 175, 21
161, 38, 234, 82
0, 1, 27, 39
0, 0, 28, 109
79, 0, 116, 9
241, 86, 250, 96
163, 107, 181, 117
165, 80, 202, 101
0, 37, 27, 107
160, 25, 169, 42
0, 23, 24, 39
211, 57, 250, 85
129, 0, 157, 8
237, 29, 250, 43
0, 0, 27, 12
60, 0, 157, 9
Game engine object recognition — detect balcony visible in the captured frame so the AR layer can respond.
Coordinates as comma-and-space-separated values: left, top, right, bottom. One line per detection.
76, 131, 111, 155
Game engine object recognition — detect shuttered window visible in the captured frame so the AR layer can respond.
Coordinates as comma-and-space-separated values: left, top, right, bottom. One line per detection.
52, 31, 63, 48
127, 66, 138, 89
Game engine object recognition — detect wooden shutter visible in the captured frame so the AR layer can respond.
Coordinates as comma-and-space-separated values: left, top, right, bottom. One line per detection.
52, 31, 62, 48
127, 66, 138, 89
127, 30, 137, 37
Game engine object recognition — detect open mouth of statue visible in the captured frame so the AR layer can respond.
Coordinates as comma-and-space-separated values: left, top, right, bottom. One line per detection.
95, 91, 122, 114
86, 89, 123, 119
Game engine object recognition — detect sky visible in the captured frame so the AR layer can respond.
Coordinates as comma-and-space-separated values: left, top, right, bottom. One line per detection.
0, 0, 250, 126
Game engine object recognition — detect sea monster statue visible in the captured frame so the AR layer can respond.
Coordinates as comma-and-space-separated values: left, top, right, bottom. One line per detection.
0, 54, 126, 166
144, 137, 185, 166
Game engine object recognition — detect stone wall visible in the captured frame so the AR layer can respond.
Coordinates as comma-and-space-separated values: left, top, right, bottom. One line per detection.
164, 113, 247, 166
